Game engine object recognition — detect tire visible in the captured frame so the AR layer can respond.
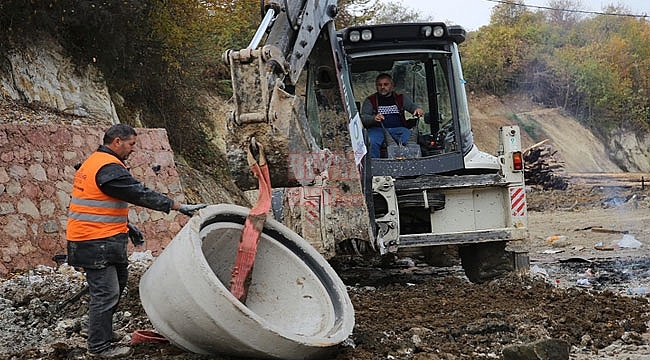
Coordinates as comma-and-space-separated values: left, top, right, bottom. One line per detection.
459, 242, 514, 284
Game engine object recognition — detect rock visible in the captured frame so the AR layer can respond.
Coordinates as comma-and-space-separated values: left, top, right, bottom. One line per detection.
502, 338, 570, 360
0, 35, 119, 124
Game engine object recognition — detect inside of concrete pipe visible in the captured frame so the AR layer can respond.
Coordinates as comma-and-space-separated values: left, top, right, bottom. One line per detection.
198, 213, 346, 338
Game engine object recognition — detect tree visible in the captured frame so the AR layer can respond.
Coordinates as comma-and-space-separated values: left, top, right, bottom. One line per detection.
462, 3, 544, 94
546, 0, 584, 27
335, 0, 381, 28
372, 1, 431, 24
489, 0, 529, 26
335, 0, 429, 27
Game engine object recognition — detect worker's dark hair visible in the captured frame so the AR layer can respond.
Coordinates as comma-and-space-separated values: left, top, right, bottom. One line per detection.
376, 73, 393, 82
103, 124, 137, 145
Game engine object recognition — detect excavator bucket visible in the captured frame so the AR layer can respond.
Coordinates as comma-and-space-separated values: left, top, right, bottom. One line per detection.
224, 48, 321, 191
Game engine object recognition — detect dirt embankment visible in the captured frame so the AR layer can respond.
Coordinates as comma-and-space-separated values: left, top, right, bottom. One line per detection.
469, 93, 621, 173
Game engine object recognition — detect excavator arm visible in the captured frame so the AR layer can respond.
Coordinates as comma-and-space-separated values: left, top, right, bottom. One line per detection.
264, 0, 339, 85
223, 0, 339, 190
222, 0, 374, 257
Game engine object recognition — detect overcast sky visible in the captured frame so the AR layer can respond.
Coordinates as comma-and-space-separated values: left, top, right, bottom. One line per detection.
401, 0, 650, 31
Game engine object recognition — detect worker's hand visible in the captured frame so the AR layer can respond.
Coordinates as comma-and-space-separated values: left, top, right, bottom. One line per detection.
374, 114, 384, 122
127, 223, 144, 247
413, 108, 424, 117
178, 203, 208, 216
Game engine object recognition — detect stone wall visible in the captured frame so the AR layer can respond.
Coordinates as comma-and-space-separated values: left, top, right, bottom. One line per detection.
0, 124, 188, 275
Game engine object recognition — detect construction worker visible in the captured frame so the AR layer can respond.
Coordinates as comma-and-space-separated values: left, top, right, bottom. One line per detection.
66, 124, 207, 358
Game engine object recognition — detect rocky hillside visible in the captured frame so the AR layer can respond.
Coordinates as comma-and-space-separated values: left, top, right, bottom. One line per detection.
1, 34, 638, 174
469, 93, 622, 173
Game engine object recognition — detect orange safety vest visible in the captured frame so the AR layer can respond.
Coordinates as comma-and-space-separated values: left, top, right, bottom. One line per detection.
66, 152, 129, 241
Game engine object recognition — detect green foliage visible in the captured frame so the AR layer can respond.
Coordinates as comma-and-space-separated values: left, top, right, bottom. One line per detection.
335, 0, 426, 27
463, 6, 545, 94
462, 0, 650, 136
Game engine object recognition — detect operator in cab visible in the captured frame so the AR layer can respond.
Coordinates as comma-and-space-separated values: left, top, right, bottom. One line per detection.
360, 73, 424, 158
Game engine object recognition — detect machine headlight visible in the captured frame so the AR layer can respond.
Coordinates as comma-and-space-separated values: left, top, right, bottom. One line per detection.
433, 26, 445, 37
349, 30, 361, 42
361, 29, 373, 41
421, 26, 433, 37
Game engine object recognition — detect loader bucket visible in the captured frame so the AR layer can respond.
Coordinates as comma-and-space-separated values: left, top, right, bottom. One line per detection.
139, 204, 354, 359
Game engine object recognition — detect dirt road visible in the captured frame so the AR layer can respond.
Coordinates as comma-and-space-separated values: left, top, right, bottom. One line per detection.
527, 172, 650, 263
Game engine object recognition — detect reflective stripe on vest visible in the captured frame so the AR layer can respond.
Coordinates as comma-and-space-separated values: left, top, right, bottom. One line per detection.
66, 151, 129, 241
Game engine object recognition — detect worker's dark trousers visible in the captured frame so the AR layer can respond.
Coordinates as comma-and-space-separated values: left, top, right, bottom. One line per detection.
67, 234, 129, 353
85, 264, 128, 353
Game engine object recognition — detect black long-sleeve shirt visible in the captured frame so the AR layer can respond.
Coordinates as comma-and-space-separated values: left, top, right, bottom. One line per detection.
94, 145, 174, 213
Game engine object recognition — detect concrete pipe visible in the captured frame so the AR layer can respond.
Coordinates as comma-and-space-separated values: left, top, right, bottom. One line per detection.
139, 204, 354, 359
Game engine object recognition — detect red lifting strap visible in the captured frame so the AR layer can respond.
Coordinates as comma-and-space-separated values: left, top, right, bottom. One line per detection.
230, 140, 272, 303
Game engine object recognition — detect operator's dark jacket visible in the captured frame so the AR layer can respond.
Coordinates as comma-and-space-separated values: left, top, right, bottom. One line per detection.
67, 145, 175, 269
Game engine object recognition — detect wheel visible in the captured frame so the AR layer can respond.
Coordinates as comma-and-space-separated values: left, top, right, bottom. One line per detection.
459, 242, 514, 284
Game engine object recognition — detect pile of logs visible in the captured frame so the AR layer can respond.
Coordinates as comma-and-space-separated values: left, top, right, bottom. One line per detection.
522, 139, 569, 190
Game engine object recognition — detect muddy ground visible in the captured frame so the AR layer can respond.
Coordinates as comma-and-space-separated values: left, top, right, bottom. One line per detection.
2, 173, 650, 360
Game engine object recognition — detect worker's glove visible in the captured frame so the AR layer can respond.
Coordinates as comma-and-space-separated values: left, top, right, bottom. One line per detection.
127, 223, 144, 246
178, 203, 208, 217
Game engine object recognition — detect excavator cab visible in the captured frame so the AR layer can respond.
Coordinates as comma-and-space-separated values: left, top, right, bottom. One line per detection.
351, 57, 457, 160
339, 23, 488, 177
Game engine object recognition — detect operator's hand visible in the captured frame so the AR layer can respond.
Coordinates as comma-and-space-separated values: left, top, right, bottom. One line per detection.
413, 108, 424, 117
178, 203, 208, 216
127, 223, 144, 247
374, 113, 385, 122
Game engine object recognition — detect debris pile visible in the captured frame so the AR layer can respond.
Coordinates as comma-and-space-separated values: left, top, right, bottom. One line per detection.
523, 140, 569, 190
0, 252, 157, 359
2, 249, 650, 359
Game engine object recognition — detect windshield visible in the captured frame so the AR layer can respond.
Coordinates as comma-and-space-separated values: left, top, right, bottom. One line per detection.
351, 52, 467, 158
